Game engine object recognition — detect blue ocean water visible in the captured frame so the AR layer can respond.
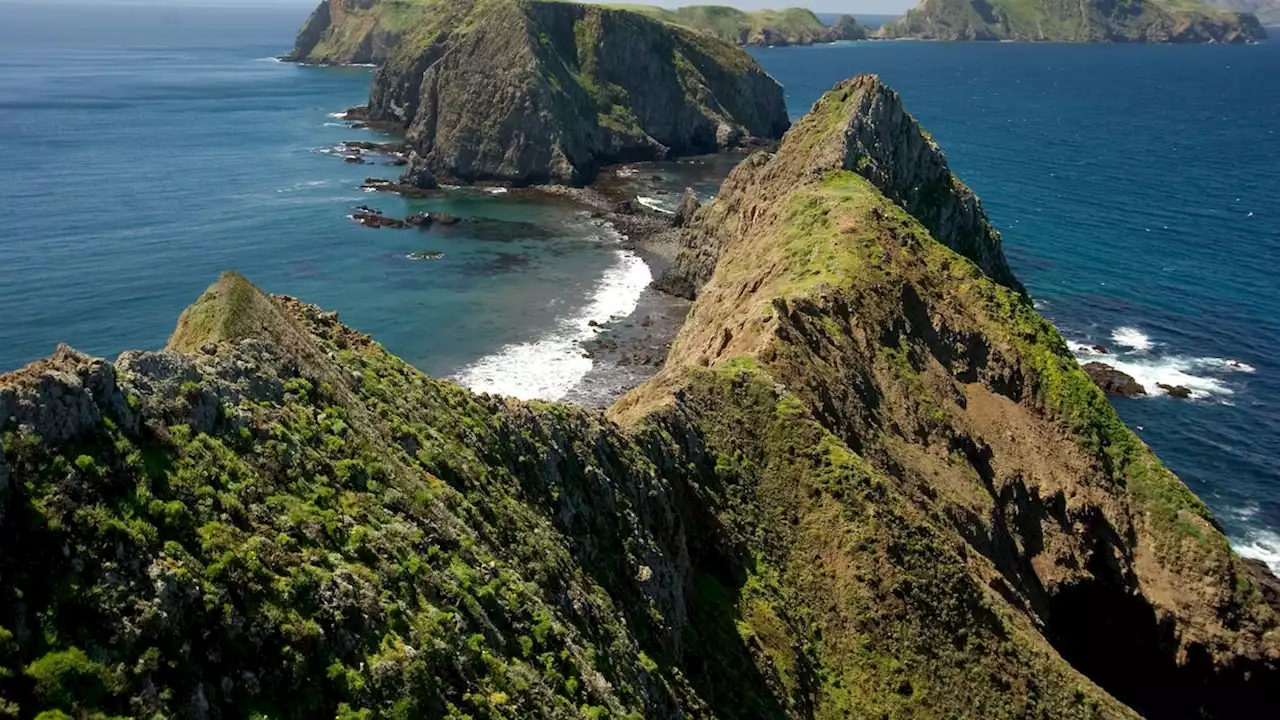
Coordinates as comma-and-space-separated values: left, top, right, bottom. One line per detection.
751, 40, 1280, 567
0, 0, 649, 401
0, 3, 1276, 566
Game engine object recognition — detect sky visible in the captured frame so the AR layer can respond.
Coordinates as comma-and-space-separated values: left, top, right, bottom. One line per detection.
6, 0, 916, 16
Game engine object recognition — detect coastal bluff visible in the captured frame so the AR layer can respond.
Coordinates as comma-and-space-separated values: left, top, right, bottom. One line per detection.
879, 0, 1268, 43
3, 71, 1278, 718
288, 0, 790, 186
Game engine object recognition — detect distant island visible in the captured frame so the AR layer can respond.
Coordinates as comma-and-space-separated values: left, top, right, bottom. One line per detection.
1211, 0, 1280, 25
610, 4, 868, 45
288, 0, 867, 66
293, 0, 791, 186
878, 0, 1267, 42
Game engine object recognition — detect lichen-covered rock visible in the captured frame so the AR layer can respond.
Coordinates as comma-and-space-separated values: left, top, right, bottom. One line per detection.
285, 0, 412, 65
878, 0, 1268, 43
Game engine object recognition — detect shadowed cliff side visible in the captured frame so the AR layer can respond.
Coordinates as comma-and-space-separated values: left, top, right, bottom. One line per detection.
2, 78, 1278, 719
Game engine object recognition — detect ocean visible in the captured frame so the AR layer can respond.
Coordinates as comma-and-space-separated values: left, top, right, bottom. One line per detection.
0, 2, 1276, 570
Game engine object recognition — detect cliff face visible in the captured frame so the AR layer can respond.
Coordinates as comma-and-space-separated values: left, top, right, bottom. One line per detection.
365, 0, 789, 186
3, 77, 1279, 719
878, 0, 1268, 42
285, 0, 421, 65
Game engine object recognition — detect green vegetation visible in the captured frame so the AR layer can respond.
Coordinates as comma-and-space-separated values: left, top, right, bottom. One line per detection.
878, 0, 1266, 42
607, 3, 865, 44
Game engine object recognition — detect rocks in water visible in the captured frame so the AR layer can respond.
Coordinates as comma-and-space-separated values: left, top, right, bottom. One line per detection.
1083, 362, 1146, 397
432, 213, 460, 226
350, 212, 406, 229
400, 160, 438, 190
405, 213, 432, 227
407, 251, 444, 260
343, 154, 367, 164
671, 188, 701, 227
1092, 345, 1109, 354
1158, 383, 1194, 399
360, 178, 440, 198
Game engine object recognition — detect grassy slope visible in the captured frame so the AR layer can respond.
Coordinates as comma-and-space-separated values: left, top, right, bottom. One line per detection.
1, 77, 1276, 720
586, 3, 838, 44
879, 0, 1259, 40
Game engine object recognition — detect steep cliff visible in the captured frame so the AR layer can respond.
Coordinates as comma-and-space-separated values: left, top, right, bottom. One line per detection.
878, 0, 1268, 42
285, 0, 432, 65
618, 5, 869, 45
3, 77, 1278, 719
361, 0, 788, 186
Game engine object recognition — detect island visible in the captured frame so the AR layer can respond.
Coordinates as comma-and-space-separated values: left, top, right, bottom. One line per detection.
3, 62, 1278, 717
877, 0, 1268, 42
288, 1, 867, 65
295, 0, 790, 186
613, 4, 869, 45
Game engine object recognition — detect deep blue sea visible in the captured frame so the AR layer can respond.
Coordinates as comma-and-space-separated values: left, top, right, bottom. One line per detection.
1, 2, 1277, 569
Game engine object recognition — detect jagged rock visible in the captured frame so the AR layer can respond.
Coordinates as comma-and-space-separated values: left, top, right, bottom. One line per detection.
1158, 383, 1194, 399
5, 75, 1279, 720
343, 155, 366, 164
659, 75, 1021, 298
356, 0, 788, 186
351, 212, 406, 229
1083, 362, 1146, 397
404, 213, 432, 227
671, 188, 701, 227
878, 0, 1267, 43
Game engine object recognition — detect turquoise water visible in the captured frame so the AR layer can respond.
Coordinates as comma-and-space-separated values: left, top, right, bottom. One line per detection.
0, 3, 1276, 567
0, 1, 644, 399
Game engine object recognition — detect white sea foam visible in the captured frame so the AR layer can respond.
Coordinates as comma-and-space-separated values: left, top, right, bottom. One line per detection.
327, 111, 348, 119
1068, 328, 1255, 401
486, 187, 509, 195
1111, 326, 1154, 352
636, 196, 675, 214
1232, 528, 1280, 574
453, 247, 652, 401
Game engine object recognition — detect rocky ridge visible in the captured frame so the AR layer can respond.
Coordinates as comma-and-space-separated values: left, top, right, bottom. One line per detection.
878, 0, 1268, 42
3, 76, 1279, 719
347, 0, 789, 186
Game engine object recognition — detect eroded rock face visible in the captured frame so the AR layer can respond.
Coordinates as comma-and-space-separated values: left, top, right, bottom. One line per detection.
285, 0, 408, 65
660, 75, 1021, 297
365, 0, 789, 186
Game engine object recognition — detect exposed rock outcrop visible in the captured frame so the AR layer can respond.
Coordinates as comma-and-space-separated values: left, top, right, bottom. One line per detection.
359, 0, 789, 186
3, 78, 1278, 720
878, 0, 1268, 43
659, 75, 1021, 297
285, 0, 411, 65
1083, 361, 1147, 396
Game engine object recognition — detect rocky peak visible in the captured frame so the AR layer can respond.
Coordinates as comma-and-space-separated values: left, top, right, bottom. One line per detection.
660, 74, 1021, 298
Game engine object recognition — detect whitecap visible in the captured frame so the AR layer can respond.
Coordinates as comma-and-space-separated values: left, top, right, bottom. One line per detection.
636, 196, 675, 215
1091, 354, 1233, 399
486, 187, 509, 195
453, 246, 652, 401
327, 111, 348, 119
1232, 528, 1280, 575
1111, 326, 1153, 352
